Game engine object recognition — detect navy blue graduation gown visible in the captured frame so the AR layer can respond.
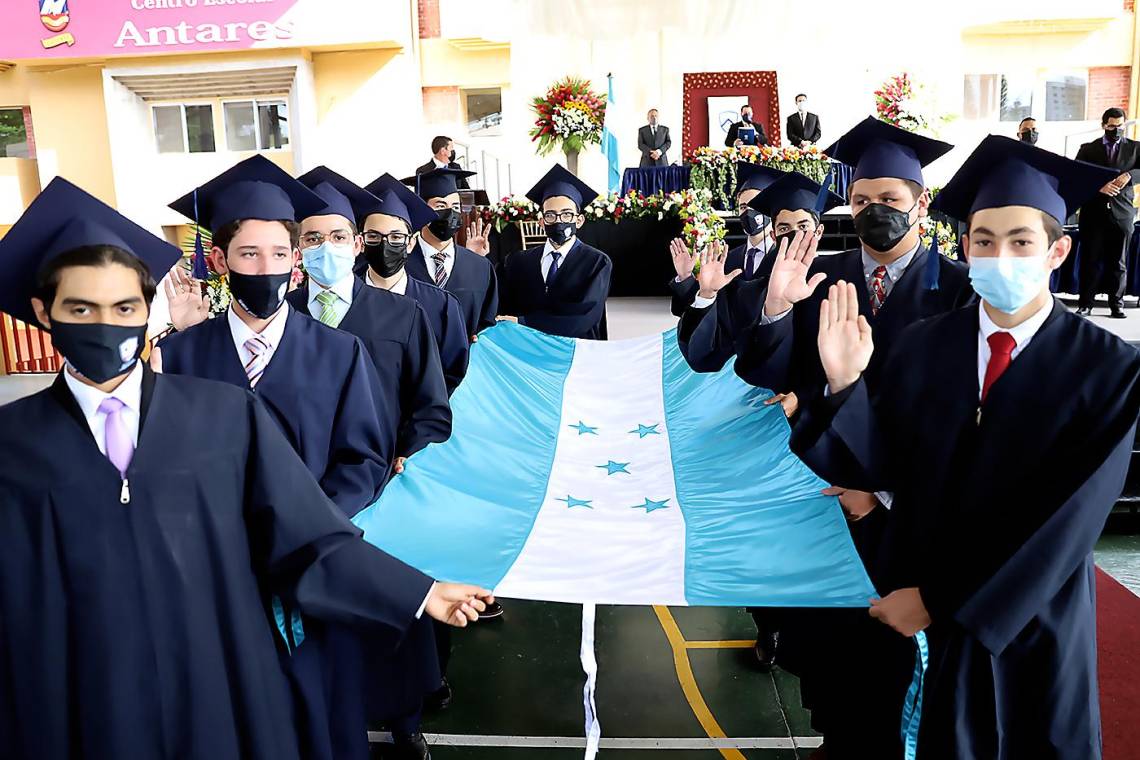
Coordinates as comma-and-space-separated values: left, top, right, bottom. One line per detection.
668, 243, 775, 317
406, 243, 500, 336
286, 280, 452, 460
791, 300, 1140, 760
0, 368, 432, 760
159, 306, 392, 517
402, 275, 470, 394
676, 277, 770, 373
501, 239, 612, 340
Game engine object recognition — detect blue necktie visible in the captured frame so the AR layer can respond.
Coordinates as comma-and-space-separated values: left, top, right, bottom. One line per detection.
745, 248, 759, 278
546, 251, 562, 287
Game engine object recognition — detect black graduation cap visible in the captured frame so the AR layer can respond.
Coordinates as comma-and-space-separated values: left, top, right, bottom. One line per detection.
824, 116, 953, 186
168, 154, 325, 232
0, 177, 181, 326
402, 167, 477, 201
525, 165, 599, 210
747, 171, 845, 218
362, 173, 438, 231
931, 135, 1118, 224
736, 163, 786, 195
296, 166, 382, 225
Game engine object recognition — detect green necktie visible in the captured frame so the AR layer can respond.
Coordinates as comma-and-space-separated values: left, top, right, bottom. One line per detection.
315, 290, 340, 327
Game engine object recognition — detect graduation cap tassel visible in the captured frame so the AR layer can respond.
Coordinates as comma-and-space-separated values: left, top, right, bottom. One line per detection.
191, 188, 209, 281
923, 217, 941, 291
813, 167, 835, 215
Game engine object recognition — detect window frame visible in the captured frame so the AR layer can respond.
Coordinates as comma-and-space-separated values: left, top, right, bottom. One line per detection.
150, 101, 216, 154
220, 97, 290, 152
462, 87, 504, 136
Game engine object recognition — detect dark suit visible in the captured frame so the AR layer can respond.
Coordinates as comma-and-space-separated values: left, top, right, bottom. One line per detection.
785, 111, 821, 146
637, 124, 671, 167
724, 119, 769, 148
1075, 137, 1140, 308
414, 160, 471, 189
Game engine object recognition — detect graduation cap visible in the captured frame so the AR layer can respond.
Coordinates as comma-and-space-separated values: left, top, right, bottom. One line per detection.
296, 166, 382, 225
736, 163, 786, 195
931, 135, 1118, 225
525, 165, 599, 210
747, 171, 845, 219
402, 167, 477, 201
169, 154, 326, 232
362, 173, 438, 231
0, 177, 181, 326
823, 117, 953, 186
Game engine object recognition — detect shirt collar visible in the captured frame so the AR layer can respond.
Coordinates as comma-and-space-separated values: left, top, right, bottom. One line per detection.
543, 238, 577, 258
308, 275, 355, 308
63, 358, 144, 422
366, 267, 408, 295
227, 303, 289, 349
420, 236, 456, 258
978, 298, 1052, 347
861, 241, 920, 282
432, 157, 448, 168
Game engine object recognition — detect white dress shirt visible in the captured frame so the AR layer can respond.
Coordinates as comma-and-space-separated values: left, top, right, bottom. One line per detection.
420, 237, 457, 283
228, 305, 290, 371
977, 299, 1051, 400
691, 235, 774, 309
541, 238, 576, 281
366, 267, 409, 295
63, 360, 144, 455
306, 276, 356, 325
432, 157, 448, 169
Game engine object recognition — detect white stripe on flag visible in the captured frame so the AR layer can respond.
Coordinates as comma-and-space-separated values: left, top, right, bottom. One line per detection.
495, 334, 687, 605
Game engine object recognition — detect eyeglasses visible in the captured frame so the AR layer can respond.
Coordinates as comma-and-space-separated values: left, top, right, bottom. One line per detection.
363, 231, 410, 246
301, 231, 353, 248
542, 211, 579, 224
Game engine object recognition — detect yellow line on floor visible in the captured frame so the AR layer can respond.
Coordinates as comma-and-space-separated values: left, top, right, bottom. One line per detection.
685, 640, 755, 650
653, 606, 748, 760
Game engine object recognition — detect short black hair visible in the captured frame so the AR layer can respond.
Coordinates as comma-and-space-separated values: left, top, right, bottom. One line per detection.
361, 212, 413, 235
1018, 117, 1036, 127
773, 209, 821, 226
1102, 107, 1126, 125
35, 245, 157, 313
965, 209, 1065, 245
212, 219, 301, 255
795, 93, 807, 102
741, 104, 753, 111
849, 179, 925, 204
431, 135, 452, 154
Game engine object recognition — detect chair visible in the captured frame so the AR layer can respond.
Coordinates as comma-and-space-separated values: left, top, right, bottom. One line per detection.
518, 221, 546, 249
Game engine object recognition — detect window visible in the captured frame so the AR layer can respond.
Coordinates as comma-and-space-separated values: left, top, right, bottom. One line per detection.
0, 108, 30, 158
963, 75, 998, 120
223, 99, 289, 151
152, 104, 216, 154
1045, 72, 1087, 122
464, 88, 502, 136
999, 75, 1034, 122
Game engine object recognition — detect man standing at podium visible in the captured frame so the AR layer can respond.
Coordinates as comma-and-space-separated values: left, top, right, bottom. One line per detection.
638, 108, 671, 167
725, 104, 769, 148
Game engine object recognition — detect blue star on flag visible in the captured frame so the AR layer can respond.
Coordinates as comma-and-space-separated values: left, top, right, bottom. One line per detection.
558, 495, 594, 509
629, 423, 660, 438
631, 497, 670, 513
569, 421, 599, 436
596, 460, 630, 476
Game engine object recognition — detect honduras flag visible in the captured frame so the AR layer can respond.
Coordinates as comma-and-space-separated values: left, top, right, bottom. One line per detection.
601, 74, 621, 195
354, 323, 875, 608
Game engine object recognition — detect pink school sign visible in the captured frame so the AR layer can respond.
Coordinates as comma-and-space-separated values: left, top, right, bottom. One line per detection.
3, 0, 307, 60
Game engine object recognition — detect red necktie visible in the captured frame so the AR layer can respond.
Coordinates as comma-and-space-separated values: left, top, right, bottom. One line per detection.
869, 265, 888, 315
981, 331, 1016, 403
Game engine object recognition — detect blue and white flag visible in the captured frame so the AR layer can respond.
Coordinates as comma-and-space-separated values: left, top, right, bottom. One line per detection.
601, 74, 621, 195
354, 323, 875, 608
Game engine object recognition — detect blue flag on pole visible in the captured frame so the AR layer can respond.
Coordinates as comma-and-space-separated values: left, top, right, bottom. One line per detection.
602, 74, 621, 195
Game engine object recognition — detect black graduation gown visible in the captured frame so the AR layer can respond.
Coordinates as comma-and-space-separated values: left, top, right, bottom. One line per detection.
402, 275, 470, 394
158, 306, 393, 516
676, 275, 772, 373
791, 300, 1140, 760
285, 280, 452, 460
667, 242, 775, 317
405, 242, 500, 336
0, 369, 432, 760
501, 239, 612, 340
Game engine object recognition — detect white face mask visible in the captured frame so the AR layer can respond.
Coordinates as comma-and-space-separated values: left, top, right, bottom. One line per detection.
797, 101, 807, 113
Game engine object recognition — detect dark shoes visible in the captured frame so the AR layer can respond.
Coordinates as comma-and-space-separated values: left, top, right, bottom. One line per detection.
754, 631, 778, 672
388, 733, 430, 760
424, 678, 453, 713
1110, 308, 1128, 319
1076, 306, 1093, 316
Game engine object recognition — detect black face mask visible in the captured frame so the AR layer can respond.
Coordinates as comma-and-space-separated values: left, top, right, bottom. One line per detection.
545, 221, 577, 246
448, 149, 457, 163
1105, 128, 1121, 143
1019, 129, 1038, 145
773, 230, 801, 252
740, 209, 767, 236
428, 208, 462, 241
852, 202, 917, 254
51, 321, 147, 384
227, 270, 291, 319
364, 240, 409, 278
741, 113, 752, 124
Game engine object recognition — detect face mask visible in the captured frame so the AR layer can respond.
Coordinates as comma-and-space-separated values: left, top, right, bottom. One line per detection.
448, 149, 457, 163
740, 209, 767, 236
545, 221, 577, 246
968, 255, 1049, 315
301, 241, 356, 287
227, 270, 291, 319
1019, 130, 1038, 145
1105, 128, 1121, 142
742, 112, 752, 123
797, 102, 807, 113
364, 240, 408, 278
774, 229, 815, 252
51, 321, 147, 384
428, 208, 462, 241
853, 201, 918, 254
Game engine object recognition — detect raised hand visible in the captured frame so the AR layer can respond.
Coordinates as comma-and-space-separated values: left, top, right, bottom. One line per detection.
669, 237, 697, 280
696, 240, 742, 298
164, 265, 210, 332
424, 583, 495, 627
466, 217, 491, 256
818, 281, 873, 393
764, 229, 826, 317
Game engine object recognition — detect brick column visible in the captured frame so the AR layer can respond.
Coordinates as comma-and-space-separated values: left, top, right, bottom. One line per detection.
1088, 66, 1132, 119
418, 0, 440, 38
422, 86, 460, 123
21, 107, 36, 160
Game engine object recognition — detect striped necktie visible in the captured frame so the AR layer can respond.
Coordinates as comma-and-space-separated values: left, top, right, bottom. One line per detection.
244, 335, 272, 387
433, 250, 449, 287
315, 289, 340, 327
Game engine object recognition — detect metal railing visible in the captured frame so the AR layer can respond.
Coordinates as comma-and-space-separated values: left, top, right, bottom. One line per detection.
453, 139, 513, 202
1063, 119, 1139, 158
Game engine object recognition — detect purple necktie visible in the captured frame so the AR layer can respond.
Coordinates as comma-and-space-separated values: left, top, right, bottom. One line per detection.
98, 396, 134, 477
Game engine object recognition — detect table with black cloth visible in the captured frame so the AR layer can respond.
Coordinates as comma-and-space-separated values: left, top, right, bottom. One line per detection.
1049, 222, 1140, 299
620, 166, 692, 196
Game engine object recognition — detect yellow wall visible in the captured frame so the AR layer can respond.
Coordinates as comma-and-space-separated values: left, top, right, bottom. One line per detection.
962, 18, 1136, 71
311, 48, 402, 121
419, 40, 509, 89
0, 67, 33, 108
0, 158, 41, 224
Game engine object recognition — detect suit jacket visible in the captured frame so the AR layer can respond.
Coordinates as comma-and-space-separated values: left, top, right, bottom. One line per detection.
724, 120, 769, 148
414, 160, 471, 189
405, 243, 500, 336
637, 124, 672, 167
1075, 137, 1140, 231
501, 239, 612, 340
786, 112, 821, 146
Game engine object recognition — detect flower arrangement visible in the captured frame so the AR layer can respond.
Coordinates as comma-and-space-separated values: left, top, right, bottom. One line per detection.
874, 72, 930, 133
479, 196, 540, 233
179, 225, 231, 315
689, 144, 832, 210
529, 77, 607, 157
919, 218, 959, 259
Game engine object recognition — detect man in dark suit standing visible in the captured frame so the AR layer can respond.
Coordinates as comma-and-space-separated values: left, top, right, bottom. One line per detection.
724, 104, 769, 148
638, 108, 671, 167
415, 136, 471, 190
785, 93, 821, 147
1076, 107, 1140, 318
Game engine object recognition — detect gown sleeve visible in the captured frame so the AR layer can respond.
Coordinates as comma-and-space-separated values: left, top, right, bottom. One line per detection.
518, 257, 613, 338
733, 301, 796, 390
439, 293, 471, 394
478, 265, 500, 334
668, 276, 699, 318
397, 305, 453, 458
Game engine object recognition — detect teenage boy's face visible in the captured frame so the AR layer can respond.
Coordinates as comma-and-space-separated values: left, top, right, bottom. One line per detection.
849, 177, 926, 220
428, 193, 462, 214
964, 205, 1070, 270
363, 213, 415, 253
212, 219, 298, 276
300, 214, 362, 256
772, 209, 822, 238
33, 264, 149, 329
735, 188, 761, 213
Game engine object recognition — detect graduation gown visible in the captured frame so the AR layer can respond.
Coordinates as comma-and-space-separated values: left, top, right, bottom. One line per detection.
0, 369, 432, 760
667, 243, 775, 318
406, 243, 500, 336
791, 300, 1140, 760
286, 280, 452, 459
501, 239, 612, 340
402, 275, 470, 394
158, 306, 393, 517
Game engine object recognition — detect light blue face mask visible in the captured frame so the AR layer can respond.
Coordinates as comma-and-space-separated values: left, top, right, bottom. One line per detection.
968, 256, 1049, 315
302, 241, 356, 287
